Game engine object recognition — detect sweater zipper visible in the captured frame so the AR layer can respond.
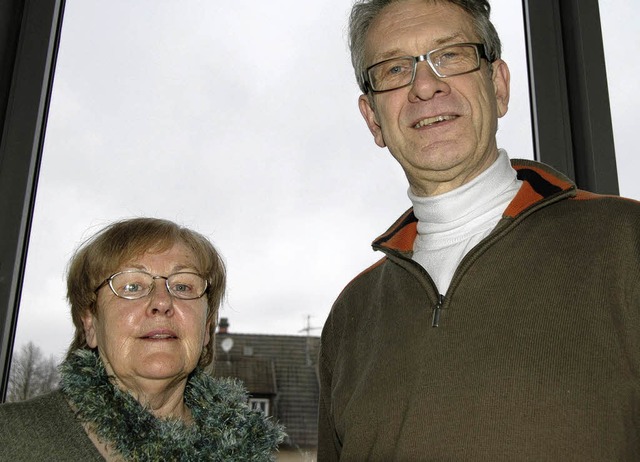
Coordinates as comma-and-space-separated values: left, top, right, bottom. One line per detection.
432, 294, 444, 327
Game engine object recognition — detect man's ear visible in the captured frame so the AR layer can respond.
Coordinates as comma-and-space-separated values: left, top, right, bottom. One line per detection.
81, 309, 98, 348
491, 59, 510, 118
358, 94, 386, 148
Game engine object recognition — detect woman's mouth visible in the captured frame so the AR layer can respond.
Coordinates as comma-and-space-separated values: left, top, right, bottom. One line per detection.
142, 329, 177, 339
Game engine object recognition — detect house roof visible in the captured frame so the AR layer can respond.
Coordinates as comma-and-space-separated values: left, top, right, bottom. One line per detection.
213, 356, 277, 394
208, 330, 321, 449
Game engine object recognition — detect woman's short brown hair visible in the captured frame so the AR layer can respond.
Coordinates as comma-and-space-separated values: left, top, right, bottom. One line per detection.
66, 217, 226, 367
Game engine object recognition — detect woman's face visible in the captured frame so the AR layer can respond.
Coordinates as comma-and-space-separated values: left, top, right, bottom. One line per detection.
81, 242, 210, 392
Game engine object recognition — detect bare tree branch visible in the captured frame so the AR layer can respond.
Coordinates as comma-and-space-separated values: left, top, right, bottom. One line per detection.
7, 342, 60, 402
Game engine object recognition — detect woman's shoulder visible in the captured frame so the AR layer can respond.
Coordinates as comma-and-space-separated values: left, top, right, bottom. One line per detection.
0, 390, 104, 461
0, 389, 66, 423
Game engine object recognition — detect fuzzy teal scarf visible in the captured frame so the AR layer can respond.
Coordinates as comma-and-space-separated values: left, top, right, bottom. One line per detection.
59, 349, 285, 461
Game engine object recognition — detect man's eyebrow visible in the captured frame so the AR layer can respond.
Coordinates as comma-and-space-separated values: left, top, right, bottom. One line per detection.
432, 32, 467, 47
373, 48, 408, 62
370, 32, 471, 63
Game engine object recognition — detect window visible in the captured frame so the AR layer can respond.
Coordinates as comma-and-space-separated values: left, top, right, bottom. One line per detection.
10, 0, 534, 367
599, 0, 640, 200
491, 0, 534, 161
249, 398, 270, 415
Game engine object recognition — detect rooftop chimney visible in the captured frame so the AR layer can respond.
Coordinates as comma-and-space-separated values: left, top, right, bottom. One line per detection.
218, 317, 229, 334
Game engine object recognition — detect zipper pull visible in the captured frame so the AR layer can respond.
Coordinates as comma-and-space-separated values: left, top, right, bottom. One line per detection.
432, 294, 444, 327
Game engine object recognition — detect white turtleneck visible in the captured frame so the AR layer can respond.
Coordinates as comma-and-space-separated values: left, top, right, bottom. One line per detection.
409, 149, 522, 294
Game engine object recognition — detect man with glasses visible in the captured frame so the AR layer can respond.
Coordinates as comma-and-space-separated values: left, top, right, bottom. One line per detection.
318, 0, 640, 460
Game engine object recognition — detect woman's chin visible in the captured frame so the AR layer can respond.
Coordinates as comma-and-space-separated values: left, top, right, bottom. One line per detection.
124, 353, 194, 385
138, 362, 189, 380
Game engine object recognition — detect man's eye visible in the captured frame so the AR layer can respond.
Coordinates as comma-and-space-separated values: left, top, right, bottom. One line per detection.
386, 63, 410, 76
441, 51, 461, 60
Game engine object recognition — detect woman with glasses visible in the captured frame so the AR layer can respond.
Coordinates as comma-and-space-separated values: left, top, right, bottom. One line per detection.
0, 217, 284, 461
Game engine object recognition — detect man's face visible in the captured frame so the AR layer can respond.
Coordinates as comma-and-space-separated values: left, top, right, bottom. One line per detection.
358, 0, 510, 196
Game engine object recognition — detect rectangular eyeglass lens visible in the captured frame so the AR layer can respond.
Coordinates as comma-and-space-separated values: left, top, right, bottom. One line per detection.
371, 58, 414, 90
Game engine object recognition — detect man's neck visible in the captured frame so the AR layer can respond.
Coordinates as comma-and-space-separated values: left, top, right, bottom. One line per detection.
407, 149, 500, 197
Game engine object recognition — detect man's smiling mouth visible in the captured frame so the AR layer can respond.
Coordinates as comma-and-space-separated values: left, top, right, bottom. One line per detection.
414, 115, 458, 128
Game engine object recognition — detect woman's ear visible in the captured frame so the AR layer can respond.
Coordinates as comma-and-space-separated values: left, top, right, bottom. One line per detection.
204, 319, 212, 347
81, 309, 98, 348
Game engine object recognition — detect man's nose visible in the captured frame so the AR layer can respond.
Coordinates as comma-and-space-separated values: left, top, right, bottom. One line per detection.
408, 61, 450, 101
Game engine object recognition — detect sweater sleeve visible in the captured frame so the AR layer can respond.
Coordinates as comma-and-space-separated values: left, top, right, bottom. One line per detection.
317, 307, 342, 461
317, 359, 340, 460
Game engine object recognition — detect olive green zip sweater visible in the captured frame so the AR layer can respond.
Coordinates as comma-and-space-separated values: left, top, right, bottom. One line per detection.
318, 159, 640, 461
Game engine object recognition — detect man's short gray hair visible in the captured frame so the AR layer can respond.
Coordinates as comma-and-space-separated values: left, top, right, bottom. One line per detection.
348, 0, 502, 93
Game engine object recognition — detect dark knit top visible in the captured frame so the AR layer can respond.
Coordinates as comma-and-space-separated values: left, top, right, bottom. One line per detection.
0, 390, 104, 461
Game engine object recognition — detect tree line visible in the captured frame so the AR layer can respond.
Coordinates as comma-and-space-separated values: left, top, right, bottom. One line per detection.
6, 341, 60, 402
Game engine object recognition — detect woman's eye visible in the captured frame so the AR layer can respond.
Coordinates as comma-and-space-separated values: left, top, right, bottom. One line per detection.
172, 283, 192, 293
122, 283, 143, 293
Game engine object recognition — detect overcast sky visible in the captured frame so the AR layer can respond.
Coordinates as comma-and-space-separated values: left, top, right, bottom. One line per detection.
13, 0, 639, 361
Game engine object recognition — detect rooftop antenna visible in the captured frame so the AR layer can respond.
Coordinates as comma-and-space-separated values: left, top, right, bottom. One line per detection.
298, 315, 321, 336
298, 315, 321, 366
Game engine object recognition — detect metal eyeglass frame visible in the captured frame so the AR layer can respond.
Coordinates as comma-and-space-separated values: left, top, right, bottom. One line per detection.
94, 270, 209, 300
363, 42, 490, 93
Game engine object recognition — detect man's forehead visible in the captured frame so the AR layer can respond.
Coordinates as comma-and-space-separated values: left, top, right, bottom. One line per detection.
364, 1, 478, 63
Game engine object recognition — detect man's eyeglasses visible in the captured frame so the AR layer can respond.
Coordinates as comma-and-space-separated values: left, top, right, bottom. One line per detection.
95, 270, 209, 300
364, 42, 489, 93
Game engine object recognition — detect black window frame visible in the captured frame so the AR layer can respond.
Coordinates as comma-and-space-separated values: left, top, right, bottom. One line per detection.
0, 0, 65, 399
523, 0, 618, 193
